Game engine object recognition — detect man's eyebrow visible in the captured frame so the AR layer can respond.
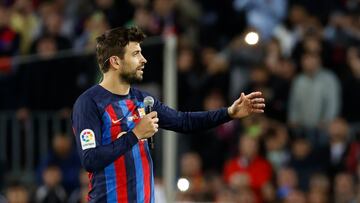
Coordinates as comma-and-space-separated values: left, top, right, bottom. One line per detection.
132, 49, 141, 54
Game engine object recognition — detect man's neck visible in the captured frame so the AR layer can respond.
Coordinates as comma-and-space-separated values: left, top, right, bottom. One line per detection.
99, 74, 130, 95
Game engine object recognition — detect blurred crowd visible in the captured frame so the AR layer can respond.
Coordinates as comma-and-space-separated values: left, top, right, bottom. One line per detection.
1, 0, 360, 202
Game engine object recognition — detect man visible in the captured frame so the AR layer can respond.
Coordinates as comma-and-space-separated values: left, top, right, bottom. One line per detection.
72, 27, 265, 203
223, 134, 272, 202
288, 51, 340, 129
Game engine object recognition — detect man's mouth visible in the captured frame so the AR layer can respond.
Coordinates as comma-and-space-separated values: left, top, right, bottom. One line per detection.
137, 66, 144, 72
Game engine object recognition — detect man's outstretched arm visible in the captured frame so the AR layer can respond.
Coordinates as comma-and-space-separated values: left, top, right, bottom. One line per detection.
154, 91, 265, 133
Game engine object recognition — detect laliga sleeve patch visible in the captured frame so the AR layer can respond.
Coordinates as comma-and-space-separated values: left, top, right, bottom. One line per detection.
80, 129, 96, 150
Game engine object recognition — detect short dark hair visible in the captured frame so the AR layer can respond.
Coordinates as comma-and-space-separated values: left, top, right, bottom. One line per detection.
96, 27, 146, 73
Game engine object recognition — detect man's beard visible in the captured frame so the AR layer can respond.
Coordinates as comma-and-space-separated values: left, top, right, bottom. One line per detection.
120, 70, 143, 84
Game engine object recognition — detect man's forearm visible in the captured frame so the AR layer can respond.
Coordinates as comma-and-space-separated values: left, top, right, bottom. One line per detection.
160, 107, 232, 133
80, 132, 138, 172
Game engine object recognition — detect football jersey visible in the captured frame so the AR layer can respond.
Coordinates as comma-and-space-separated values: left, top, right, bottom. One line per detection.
72, 84, 231, 203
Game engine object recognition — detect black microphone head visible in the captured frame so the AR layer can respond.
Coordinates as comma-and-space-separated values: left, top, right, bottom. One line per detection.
144, 96, 154, 108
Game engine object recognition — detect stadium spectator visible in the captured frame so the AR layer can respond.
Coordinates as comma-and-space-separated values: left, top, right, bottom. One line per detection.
223, 134, 272, 202
35, 165, 67, 203
288, 51, 341, 139
37, 133, 81, 194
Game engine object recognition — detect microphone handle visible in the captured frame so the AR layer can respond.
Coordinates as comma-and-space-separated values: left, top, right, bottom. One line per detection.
145, 106, 155, 149
149, 137, 154, 149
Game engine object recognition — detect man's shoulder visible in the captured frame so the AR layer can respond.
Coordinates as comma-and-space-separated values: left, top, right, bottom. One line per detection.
130, 87, 153, 99
293, 74, 309, 85
74, 85, 103, 107
82, 84, 102, 96
319, 69, 339, 82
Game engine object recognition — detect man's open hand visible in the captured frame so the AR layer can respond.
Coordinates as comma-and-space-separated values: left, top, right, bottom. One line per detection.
227, 92, 265, 119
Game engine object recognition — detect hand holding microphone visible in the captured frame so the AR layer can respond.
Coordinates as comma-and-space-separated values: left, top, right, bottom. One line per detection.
131, 96, 157, 149
132, 111, 158, 139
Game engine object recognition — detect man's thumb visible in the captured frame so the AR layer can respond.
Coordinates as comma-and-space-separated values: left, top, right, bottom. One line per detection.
117, 132, 127, 138
240, 93, 245, 101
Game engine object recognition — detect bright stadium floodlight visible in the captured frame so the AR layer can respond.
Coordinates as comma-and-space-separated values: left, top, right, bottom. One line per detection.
177, 178, 190, 192
245, 31, 259, 45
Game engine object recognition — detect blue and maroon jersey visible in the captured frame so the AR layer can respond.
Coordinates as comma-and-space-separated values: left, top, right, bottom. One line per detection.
72, 84, 231, 203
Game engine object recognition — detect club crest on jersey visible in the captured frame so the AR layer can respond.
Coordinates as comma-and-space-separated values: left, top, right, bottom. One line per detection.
80, 129, 96, 150
138, 108, 146, 118
127, 115, 139, 122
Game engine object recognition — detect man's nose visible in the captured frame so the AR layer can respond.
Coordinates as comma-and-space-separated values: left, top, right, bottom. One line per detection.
142, 56, 147, 64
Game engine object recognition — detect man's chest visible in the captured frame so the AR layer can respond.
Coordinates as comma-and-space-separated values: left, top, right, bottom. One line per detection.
101, 98, 146, 137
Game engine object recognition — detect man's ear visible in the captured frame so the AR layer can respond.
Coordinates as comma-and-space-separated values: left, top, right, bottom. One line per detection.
109, 56, 121, 70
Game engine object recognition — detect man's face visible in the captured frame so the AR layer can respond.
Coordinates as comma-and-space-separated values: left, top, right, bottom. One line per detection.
239, 136, 258, 159
119, 41, 147, 84
301, 54, 320, 75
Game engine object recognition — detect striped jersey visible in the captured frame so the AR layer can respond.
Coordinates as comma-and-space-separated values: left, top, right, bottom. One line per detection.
72, 84, 231, 203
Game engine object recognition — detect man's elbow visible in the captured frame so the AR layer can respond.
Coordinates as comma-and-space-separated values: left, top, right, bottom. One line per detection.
82, 159, 97, 172
82, 151, 100, 172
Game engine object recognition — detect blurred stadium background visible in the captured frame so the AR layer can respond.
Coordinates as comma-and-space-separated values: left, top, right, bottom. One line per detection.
1, 0, 360, 202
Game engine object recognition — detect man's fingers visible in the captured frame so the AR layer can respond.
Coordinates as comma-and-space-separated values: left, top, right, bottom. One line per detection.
148, 111, 158, 118
251, 98, 265, 104
246, 92, 262, 99
252, 109, 264, 113
153, 117, 159, 123
252, 103, 266, 108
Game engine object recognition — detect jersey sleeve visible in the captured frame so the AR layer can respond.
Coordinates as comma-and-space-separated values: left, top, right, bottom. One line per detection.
153, 98, 232, 133
72, 95, 138, 172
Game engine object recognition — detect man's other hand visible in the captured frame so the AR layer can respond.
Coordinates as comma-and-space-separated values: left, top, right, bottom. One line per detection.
228, 92, 265, 119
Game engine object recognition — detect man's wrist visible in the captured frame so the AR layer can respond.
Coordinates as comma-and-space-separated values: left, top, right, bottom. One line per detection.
227, 107, 234, 118
116, 131, 138, 146
131, 129, 141, 140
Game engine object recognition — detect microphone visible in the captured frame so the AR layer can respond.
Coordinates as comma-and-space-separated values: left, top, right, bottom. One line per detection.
144, 96, 155, 149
